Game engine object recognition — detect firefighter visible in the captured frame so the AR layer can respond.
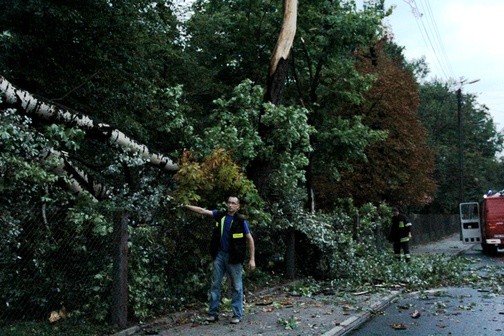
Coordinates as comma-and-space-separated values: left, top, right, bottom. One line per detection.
388, 207, 413, 262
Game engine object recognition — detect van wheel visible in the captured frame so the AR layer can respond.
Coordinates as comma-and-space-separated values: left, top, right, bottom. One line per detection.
481, 243, 497, 255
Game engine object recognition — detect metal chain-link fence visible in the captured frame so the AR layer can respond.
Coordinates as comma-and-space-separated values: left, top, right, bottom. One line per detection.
0, 201, 115, 324
0, 201, 214, 329
411, 213, 460, 245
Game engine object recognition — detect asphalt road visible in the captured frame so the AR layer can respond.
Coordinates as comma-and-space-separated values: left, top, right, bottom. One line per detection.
348, 246, 504, 336
348, 287, 503, 335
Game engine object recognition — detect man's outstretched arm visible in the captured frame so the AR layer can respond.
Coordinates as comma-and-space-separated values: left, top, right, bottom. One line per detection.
185, 204, 213, 216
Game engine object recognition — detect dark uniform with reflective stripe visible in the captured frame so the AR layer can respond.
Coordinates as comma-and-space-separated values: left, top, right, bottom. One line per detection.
388, 212, 412, 262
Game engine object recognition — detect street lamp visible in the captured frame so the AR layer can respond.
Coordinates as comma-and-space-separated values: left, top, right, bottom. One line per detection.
457, 78, 480, 204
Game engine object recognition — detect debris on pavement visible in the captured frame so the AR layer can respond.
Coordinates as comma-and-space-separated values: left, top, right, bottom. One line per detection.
390, 322, 408, 330
410, 309, 421, 318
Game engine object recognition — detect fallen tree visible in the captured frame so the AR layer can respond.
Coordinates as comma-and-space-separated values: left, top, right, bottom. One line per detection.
0, 76, 179, 172
1, 75, 180, 200
43, 149, 109, 200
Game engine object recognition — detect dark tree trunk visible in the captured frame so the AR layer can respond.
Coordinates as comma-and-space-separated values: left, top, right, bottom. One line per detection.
285, 227, 296, 279
250, 0, 298, 279
306, 153, 315, 213
111, 212, 129, 329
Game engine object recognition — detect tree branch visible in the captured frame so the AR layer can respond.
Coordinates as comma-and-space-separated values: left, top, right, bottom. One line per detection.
0, 76, 179, 171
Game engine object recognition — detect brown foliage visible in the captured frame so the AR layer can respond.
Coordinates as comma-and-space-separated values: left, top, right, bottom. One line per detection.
172, 149, 257, 206
320, 40, 436, 208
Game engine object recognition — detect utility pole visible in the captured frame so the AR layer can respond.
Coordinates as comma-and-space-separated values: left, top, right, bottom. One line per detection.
457, 78, 480, 204
457, 87, 463, 204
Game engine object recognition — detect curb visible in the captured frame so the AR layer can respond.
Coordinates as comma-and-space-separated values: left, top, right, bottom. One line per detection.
110, 280, 302, 336
321, 290, 401, 336
112, 326, 142, 336
112, 290, 402, 336
111, 325, 141, 336
321, 243, 473, 336
111, 242, 472, 335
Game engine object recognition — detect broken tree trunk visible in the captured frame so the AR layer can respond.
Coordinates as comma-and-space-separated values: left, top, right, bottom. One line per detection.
264, 0, 297, 105
0, 76, 178, 171
44, 150, 109, 200
257, 0, 298, 279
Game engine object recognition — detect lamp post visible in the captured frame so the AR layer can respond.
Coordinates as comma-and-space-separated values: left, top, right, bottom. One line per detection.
457, 78, 480, 204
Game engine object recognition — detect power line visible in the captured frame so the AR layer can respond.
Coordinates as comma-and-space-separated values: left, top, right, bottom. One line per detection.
419, 0, 456, 77
402, 0, 454, 80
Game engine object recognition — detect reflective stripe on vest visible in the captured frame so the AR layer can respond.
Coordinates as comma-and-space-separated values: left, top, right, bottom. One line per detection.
233, 233, 244, 238
218, 216, 233, 237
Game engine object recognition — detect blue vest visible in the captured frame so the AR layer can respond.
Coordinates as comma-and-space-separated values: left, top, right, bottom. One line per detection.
210, 211, 247, 264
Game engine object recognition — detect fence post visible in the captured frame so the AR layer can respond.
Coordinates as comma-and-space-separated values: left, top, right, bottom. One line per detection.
111, 211, 129, 328
285, 227, 296, 279
353, 213, 360, 242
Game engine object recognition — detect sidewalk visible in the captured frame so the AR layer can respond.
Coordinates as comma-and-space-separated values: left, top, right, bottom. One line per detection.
411, 232, 472, 255
114, 233, 474, 336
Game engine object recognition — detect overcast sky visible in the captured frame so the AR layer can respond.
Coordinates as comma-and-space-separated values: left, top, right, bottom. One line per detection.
375, 0, 504, 130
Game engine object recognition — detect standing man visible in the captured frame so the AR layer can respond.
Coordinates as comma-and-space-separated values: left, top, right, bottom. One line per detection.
185, 196, 255, 324
388, 207, 413, 262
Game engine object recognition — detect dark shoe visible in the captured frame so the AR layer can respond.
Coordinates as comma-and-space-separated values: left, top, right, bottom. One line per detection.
206, 315, 218, 322
230, 317, 240, 324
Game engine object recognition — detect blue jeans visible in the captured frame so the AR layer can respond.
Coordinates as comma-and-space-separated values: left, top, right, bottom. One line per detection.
209, 251, 244, 319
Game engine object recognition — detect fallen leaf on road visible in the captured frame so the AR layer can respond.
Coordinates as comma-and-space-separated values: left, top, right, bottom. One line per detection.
262, 307, 274, 312
391, 323, 407, 330
342, 305, 354, 311
255, 298, 274, 306
279, 298, 295, 306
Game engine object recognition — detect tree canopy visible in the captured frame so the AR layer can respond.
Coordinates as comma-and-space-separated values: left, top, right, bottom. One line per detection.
418, 80, 504, 212
1, 0, 504, 327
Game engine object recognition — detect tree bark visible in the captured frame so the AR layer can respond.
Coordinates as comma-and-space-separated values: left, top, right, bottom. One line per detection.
253, 0, 297, 188
0, 76, 178, 171
111, 212, 129, 328
306, 154, 316, 213
263, 0, 297, 105
44, 150, 109, 200
285, 227, 296, 279
259, 0, 298, 279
